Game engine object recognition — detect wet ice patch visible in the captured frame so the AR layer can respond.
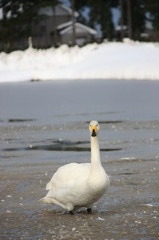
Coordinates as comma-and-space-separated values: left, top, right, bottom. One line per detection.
97, 216, 105, 221
8, 119, 35, 123
143, 202, 159, 207
6, 210, 12, 213
6, 195, 12, 198
120, 157, 136, 161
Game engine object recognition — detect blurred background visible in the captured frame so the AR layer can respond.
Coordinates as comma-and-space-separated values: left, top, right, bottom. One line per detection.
0, 0, 159, 52
0, 2, 159, 240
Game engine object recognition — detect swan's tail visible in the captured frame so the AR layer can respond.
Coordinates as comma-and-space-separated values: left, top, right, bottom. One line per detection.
39, 197, 69, 210
39, 197, 54, 204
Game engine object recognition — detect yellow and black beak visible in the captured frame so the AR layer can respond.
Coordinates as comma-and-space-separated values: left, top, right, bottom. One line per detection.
92, 128, 96, 137
90, 125, 97, 137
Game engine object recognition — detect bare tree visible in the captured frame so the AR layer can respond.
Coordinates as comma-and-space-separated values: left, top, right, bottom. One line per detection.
127, 0, 132, 39
120, 0, 124, 40
71, 0, 76, 46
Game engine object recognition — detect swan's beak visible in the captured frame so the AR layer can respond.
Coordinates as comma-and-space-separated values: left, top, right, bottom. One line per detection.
91, 126, 97, 137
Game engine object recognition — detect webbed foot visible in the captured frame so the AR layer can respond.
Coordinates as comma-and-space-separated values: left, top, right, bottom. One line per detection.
87, 208, 92, 214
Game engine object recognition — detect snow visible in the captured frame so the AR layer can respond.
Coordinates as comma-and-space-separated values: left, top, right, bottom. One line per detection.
0, 40, 159, 83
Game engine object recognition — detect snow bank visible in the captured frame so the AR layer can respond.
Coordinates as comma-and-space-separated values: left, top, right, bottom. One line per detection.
0, 40, 159, 83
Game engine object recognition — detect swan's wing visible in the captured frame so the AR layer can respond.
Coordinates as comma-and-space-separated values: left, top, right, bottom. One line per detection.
45, 162, 91, 205
46, 162, 90, 191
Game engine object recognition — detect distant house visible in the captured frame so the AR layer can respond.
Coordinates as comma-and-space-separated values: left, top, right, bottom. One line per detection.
32, 4, 98, 48
57, 22, 97, 46
32, 4, 77, 48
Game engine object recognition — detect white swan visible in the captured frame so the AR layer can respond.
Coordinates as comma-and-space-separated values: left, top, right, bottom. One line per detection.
40, 120, 110, 214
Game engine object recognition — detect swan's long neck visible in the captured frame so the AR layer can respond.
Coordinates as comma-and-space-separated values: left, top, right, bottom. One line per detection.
89, 134, 106, 189
90, 135, 102, 169
89, 131, 108, 190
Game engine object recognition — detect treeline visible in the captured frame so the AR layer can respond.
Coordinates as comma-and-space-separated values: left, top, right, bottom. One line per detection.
0, 0, 159, 51
0, 0, 58, 50
75, 0, 159, 41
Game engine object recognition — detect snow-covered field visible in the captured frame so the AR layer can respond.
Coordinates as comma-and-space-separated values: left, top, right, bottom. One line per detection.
0, 40, 159, 83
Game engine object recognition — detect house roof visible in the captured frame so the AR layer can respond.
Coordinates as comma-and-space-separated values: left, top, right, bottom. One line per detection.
59, 22, 97, 35
57, 21, 73, 30
38, 4, 79, 17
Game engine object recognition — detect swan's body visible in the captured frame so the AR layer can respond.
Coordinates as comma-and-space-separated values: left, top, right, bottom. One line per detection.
40, 121, 110, 213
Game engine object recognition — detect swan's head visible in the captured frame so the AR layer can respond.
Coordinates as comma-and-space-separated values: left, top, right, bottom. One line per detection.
89, 120, 100, 137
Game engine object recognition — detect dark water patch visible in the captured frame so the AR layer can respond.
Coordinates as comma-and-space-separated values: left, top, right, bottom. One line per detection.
85, 120, 159, 131
2, 139, 122, 152
154, 138, 159, 142
0, 154, 18, 159
50, 139, 89, 145
99, 120, 123, 124
118, 172, 134, 176
8, 118, 36, 123
2, 145, 122, 152
28, 144, 121, 152
30, 79, 41, 82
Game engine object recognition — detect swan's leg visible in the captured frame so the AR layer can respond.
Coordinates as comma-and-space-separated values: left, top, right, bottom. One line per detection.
69, 210, 74, 215
87, 208, 92, 214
